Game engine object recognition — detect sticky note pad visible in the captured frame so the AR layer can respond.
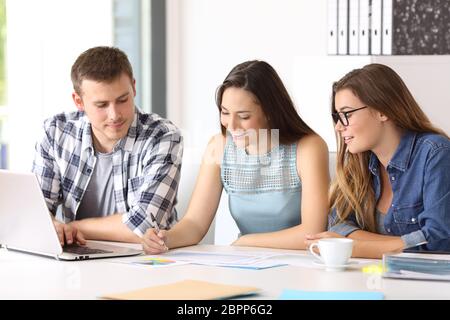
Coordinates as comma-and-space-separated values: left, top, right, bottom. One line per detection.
102, 280, 260, 300
279, 289, 384, 300
134, 257, 176, 266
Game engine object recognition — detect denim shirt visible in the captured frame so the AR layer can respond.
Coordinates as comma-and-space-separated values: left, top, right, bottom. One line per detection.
329, 131, 450, 251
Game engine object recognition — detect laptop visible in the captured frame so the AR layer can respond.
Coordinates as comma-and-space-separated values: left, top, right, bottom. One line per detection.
0, 170, 143, 261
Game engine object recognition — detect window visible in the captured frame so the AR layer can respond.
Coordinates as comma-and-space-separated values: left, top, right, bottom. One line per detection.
0, 0, 7, 169
114, 0, 144, 109
113, 0, 166, 116
0, 0, 5, 106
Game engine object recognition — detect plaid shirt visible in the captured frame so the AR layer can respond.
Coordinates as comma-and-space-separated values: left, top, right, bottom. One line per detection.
32, 108, 183, 237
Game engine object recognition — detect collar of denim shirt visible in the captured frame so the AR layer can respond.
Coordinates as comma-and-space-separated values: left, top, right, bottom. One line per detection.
369, 130, 417, 175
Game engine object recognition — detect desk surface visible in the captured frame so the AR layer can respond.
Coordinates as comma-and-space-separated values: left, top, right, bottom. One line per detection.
1, 243, 449, 300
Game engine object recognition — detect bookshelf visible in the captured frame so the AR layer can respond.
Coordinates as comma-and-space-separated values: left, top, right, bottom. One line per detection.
328, 0, 450, 56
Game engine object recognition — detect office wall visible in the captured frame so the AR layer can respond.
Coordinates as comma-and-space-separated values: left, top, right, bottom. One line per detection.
6, 0, 113, 171
166, 0, 372, 244
167, 0, 450, 245
167, 0, 330, 146
167, 0, 334, 245
372, 55, 450, 135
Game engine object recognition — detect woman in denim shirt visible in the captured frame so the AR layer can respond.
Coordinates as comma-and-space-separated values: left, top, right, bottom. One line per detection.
305, 63, 450, 259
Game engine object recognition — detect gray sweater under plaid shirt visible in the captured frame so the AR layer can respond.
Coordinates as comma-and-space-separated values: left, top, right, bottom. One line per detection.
32, 107, 183, 237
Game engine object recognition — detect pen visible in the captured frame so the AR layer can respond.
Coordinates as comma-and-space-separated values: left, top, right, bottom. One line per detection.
154, 223, 168, 251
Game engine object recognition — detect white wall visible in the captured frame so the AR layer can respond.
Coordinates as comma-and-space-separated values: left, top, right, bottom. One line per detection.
167, 0, 369, 244
6, 0, 113, 171
167, 0, 334, 245
168, 0, 329, 141
372, 55, 450, 135
167, 0, 450, 245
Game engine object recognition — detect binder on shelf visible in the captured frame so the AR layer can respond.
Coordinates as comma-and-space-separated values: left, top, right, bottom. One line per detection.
370, 0, 382, 55
326, 0, 450, 56
348, 0, 359, 55
382, 0, 393, 55
358, 0, 370, 55
327, 0, 339, 55
337, 0, 349, 55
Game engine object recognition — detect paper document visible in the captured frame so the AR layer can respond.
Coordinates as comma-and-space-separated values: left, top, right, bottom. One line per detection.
112, 250, 286, 270
114, 256, 189, 268
267, 254, 373, 269
102, 279, 260, 300
114, 250, 372, 270
160, 250, 285, 269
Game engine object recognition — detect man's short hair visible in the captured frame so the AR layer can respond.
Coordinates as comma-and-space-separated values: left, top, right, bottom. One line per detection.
71, 46, 134, 95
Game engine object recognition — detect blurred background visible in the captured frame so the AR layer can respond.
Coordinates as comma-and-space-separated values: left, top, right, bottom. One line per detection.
1, 0, 449, 244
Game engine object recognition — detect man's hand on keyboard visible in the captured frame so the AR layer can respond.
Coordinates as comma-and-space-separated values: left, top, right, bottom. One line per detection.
52, 219, 86, 246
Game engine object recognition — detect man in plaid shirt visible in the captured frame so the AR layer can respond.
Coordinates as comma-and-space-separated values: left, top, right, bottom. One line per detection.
32, 46, 182, 245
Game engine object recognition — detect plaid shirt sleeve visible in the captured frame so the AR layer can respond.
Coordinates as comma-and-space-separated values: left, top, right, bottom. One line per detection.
122, 126, 183, 237
31, 119, 62, 215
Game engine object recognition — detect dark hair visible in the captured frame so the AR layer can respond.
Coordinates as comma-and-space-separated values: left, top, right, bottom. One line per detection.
71, 46, 134, 95
215, 60, 315, 144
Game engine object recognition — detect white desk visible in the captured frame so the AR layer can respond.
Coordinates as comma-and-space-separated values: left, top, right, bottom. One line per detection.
1, 243, 449, 300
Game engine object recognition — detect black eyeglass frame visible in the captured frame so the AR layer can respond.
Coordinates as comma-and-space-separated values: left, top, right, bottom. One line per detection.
332, 106, 368, 127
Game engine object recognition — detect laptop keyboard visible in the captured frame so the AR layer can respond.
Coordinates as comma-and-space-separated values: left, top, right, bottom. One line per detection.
63, 244, 113, 255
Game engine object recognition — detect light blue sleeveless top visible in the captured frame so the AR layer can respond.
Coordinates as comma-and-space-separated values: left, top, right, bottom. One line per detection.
221, 136, 301, 235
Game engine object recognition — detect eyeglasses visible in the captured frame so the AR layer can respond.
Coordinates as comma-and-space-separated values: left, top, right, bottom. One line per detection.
332, 106, 368, 127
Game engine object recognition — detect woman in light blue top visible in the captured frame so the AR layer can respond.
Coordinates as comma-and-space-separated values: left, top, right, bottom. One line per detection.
142, 60, 330, 253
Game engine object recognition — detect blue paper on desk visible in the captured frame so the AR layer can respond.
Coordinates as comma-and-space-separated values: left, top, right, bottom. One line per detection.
279, 289, 384, 300
221, 262, 288, 270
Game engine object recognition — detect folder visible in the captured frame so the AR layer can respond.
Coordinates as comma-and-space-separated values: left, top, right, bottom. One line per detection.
348, 0, 359, 55
382, 0, 392, 55
102, 280, 260, 300
358, 0, 370, 55
327, 0, 339, 55
370, 0, 382, 55
338, 0, 349, 55
383, 252, 450, 281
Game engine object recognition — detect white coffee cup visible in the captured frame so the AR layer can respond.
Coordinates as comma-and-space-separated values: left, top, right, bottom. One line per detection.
309, 238, 354, 271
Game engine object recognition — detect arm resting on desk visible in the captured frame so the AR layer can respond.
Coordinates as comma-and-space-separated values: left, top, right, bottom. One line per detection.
233, 223, 326, 250
305, 230, 405, 259
349, 230, 405, 258
69, 213, 142, 244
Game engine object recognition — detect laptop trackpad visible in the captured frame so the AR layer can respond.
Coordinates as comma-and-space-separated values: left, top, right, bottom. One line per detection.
63, 244, 112, 255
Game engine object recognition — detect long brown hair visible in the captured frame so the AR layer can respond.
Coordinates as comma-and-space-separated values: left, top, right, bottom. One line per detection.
215, 60, 315, 144
330, 63, 448, 232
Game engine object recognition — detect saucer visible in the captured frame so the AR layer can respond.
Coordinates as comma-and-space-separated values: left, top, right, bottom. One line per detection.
312, 260, 358, 271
